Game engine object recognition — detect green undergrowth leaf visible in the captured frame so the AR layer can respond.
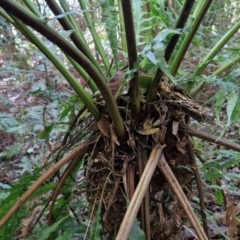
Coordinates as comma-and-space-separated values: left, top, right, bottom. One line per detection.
0, 182, 56, 220
53, 218, 87, 240
202, 150, 240, 172
59, 104, 73, 120
29, 183, 56, 201
59, 96, 82, 121
54, 231, 74, 240
6, 123, 28, 134
215, 88, 227, 122
139, 75, 152, 94
125, 61, 139, 81
39, 125, 53, 139
53, 196, 69, 218
200, 74, 239, 91
201, 150, 240, 192
38, 216, 69, 240
0, 174, 39, 214
141, 29, 182, 84
0, 174, 56, 238
205, 210, 229, 240
90, 204, 102, 240
25, 105, 43, 122
226, 91, 238, 127
223, 67, 240, 82
215, 188, 223, 205
129, 219, 146, 240
0, 144, 21, 160
52, 158, 84, 225
150, 0, 177, 28
231, 97, 240, 123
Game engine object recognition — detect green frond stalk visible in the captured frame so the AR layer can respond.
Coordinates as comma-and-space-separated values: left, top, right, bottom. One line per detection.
170, 0, 212, 77
11, 15, 101, 121
120, 0, 140, 121
118, 2, 127, 53
187, 19, 240, 94
189, 54, 240, 96
45, 0, 102, 74
23, 0, 100, 92
165, 0, 195, 62
67, 56, 98, 93
0, 0, 126, 141
59, 0, 83, 37
0, 8, 13, 23
22, 0, 42, 16
213, 55, 240, 76
78, 0, 113, 76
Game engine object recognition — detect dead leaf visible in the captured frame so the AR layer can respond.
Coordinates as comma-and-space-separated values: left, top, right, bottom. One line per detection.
155, 191, 165, 224
97, 116, 111, 138
108, 71, 125, 99
176, 141, 186, 154
137, 128, 159, 135
159, 77, 172, 99
152, 119, 161, 127
159, 126, 167, 143
143, 118, 153, 130
79, 108, 90, 120
127, 135, 136, 148
159, 103, 168, 122
226, 202, 238, 238
94, 158, 100, 162
172, 120, 179, 136
152, 129, 161, 143
111, 124, 120, 146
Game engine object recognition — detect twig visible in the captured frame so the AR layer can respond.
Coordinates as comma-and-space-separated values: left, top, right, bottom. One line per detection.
187, 140, 209, 238
102, 177, 121, 222
110, 124, 115, 180
61, 105, 86, 146
43, 102, 52, 155
157, 153, 208, 240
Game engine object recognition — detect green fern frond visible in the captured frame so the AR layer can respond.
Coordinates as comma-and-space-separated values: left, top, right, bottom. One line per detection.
99, 0, 119, 70
200, 74, 239, 91
132, 0, 161, 47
